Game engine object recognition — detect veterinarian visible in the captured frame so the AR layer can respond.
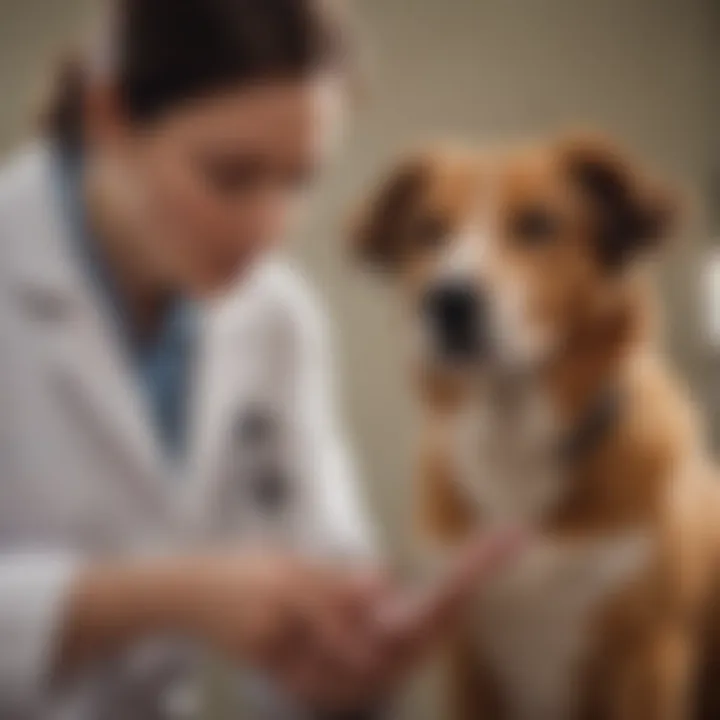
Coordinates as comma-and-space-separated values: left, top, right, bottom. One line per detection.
0, 1, 525, 718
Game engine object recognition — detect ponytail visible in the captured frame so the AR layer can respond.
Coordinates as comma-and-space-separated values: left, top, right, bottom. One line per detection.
40, 0, 353, 152
42, 52, 86, 151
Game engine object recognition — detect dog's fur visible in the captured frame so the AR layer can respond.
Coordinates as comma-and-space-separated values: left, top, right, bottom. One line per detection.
352, 134, 720, 719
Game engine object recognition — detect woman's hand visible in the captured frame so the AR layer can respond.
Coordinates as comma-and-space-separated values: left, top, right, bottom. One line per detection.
184, 533, 526, 712
57, 529, 526, 712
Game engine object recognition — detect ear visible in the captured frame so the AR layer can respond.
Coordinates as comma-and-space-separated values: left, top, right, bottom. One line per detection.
350, 154, 430, 273
560, 133, 679, 270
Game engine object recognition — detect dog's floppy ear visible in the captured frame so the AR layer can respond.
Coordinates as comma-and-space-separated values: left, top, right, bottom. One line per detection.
560, 133, 679, 270
350, 154, 430, 273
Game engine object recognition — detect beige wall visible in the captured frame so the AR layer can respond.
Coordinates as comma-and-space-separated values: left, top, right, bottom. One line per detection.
0, 1, 715, 716
0, 0, 95, 150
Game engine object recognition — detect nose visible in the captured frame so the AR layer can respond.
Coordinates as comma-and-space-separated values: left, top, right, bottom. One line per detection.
423, 281, 488, 361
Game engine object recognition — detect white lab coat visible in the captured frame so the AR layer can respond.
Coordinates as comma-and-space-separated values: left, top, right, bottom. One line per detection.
0, 145, 374, 719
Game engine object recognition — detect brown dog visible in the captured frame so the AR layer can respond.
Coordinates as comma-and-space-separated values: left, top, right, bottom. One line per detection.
352, 134, 720, 719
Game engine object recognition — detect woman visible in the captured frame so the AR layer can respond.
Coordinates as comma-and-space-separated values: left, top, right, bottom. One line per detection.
0, 1, 523, 718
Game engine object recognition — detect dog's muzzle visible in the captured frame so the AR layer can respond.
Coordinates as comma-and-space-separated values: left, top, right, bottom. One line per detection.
422, 280, 489, 362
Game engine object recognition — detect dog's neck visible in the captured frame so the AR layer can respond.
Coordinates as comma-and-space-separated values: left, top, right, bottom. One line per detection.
447, 350, 697, 540
446, 315, 647, 530
449, 368, 572, 526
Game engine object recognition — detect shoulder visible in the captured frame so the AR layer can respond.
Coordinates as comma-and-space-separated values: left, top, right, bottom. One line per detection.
0, 144, 53, 221
256, 258, 327, 332
0, 144, 59, 273
225, 257, 331, 350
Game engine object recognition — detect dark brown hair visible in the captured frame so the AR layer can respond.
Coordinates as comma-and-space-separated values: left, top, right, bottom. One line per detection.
46, 0, 351, 149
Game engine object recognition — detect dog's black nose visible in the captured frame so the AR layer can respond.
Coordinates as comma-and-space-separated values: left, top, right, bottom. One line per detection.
423, 281, 487, 360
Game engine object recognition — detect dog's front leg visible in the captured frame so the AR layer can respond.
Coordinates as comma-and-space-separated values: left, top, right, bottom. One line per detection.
444, 632, 500, 720
415, 408, 475, 544
415, 413, 498, 719
608, 621, 697, 720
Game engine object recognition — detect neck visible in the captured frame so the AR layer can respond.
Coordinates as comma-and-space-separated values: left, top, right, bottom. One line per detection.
83, 161, 173, 340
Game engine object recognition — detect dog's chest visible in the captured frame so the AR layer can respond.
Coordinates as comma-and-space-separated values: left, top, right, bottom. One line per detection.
450, 388, 651, 718
454, 388, 564, 523
473, 536, 651, 720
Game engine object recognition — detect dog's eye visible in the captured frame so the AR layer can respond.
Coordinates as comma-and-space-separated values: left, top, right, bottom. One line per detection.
412, 214, 449, 251
512, 207, 560, 247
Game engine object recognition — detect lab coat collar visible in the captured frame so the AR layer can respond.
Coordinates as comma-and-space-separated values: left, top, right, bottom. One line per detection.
7, 144, 184, 516
7, 143, 90, 315
4, 145, 279, 530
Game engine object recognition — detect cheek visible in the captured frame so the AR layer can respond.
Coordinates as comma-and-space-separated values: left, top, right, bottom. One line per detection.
138, 152, 268, 292
145, 153, 228, 243
518, 256, 596, 350
491, 266, 562, 362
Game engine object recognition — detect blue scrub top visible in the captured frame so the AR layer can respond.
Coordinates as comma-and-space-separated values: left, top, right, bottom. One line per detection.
55, 149, 198, 460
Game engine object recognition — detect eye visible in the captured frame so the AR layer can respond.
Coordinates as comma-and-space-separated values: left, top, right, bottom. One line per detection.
279, 162, 318, 192
412, 213, 449, 251
196, 154, 265, 196
511, 206, 561, 247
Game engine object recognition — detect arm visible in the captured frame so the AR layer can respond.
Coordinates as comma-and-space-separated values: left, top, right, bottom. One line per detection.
55, 557, 201, 680
608, 619, 697, 720
0, 553, 80, 711
0, 551, 373, 713
53, 530, 524, 719
276, 271, 377, 560
237, 271, 381, 719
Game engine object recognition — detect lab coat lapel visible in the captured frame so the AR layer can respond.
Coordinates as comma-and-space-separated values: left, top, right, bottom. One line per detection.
183, 303, 245, 522
183, 278, 270, 525
9, 146, 171, 512
46, 297, 170, 507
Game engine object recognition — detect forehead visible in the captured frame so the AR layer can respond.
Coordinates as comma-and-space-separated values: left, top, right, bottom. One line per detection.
150, 77, 344, 159
422, 146, 573, 223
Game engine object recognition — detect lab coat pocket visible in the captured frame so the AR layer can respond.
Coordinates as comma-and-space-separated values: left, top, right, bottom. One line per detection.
214, 403, 298, 546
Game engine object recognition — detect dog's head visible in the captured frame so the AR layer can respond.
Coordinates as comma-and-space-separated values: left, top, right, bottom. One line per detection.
352, 134, 677, 380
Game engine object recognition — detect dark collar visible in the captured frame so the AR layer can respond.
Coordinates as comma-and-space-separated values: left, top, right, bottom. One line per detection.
558, 385, 623, 464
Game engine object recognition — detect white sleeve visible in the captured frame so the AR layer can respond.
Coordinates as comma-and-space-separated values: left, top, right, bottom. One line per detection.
277, 275, 378, 561
234, 269, 383, 720
0, 553, 80, 711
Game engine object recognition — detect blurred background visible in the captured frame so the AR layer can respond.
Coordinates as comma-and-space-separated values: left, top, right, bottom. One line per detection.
0, 0, 717, 716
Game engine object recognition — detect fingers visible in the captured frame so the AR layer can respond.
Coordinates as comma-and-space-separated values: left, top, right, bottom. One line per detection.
264, 568, 387, 712
238, 533, 529, 714
413, 526, 529, 633
295, 565, 386, 669
281, 649, 378, 714
376, 527, 530, 651
280, 528, 530, 709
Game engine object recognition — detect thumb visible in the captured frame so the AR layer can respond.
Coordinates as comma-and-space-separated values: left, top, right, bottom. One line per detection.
377, 527, 529, 644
